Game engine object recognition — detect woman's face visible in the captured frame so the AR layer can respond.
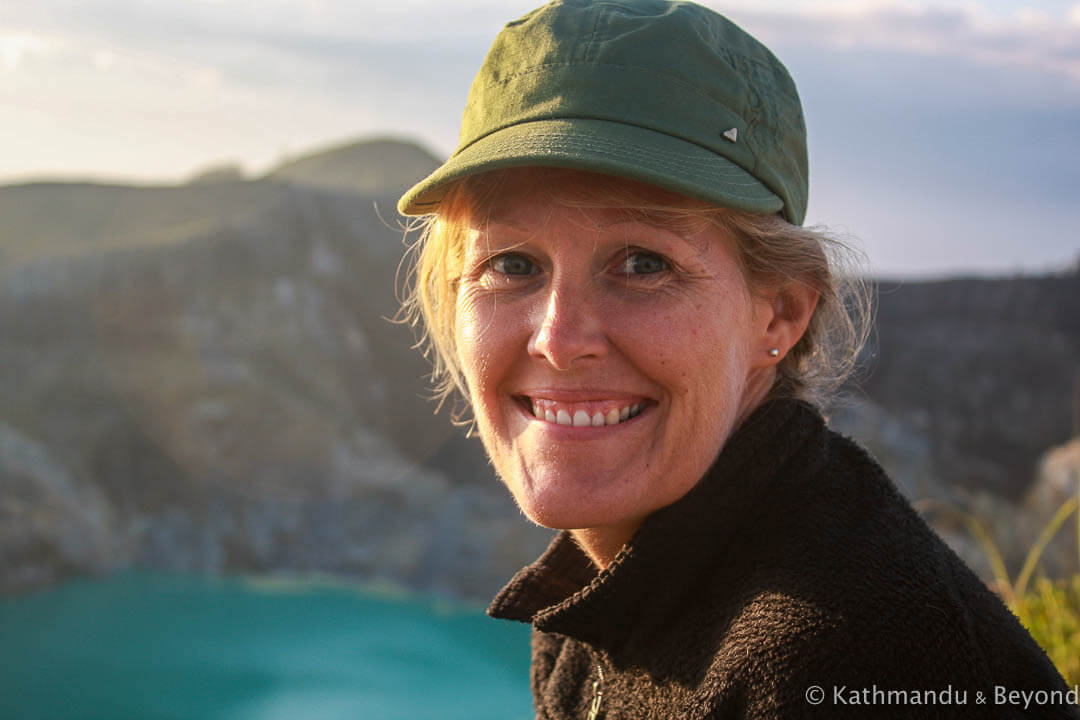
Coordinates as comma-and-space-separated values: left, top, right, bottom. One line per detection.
454, 170, 779, 546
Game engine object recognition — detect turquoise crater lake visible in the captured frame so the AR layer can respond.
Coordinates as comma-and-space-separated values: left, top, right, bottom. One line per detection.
0, 573, 533, 720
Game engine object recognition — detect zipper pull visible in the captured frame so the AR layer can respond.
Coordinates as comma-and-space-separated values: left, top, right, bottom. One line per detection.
587, 665, 604, 720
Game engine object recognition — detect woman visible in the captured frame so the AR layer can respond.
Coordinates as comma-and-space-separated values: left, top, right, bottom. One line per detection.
398, 1, 1077, 718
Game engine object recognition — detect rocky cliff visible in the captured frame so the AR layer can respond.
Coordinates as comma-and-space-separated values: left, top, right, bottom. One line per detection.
0, 140, 551, 598
861, 274, 1079, 499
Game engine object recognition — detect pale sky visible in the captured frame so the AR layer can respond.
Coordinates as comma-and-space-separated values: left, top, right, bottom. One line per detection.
2, 0, 1078, 276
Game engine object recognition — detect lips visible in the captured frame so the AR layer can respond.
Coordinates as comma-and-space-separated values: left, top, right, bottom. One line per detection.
523, 397, 648, 427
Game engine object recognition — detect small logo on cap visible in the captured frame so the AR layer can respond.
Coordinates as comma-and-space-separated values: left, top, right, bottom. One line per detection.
723, 127, 738, 143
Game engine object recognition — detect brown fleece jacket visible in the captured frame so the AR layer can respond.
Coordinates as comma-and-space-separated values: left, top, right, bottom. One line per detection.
488, 399, 1079, 719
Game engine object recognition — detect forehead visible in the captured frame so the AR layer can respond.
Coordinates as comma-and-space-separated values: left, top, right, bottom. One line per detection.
458, 167, 720, 236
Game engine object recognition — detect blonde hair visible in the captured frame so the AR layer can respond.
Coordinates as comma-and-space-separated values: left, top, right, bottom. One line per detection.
399, 169, 872, 419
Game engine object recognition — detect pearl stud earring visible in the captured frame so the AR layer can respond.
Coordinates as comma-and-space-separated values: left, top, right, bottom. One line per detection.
768, 348, 780, 357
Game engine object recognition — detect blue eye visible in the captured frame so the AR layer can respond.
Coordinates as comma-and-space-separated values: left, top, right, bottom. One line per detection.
620, 251, 669, 275
490, 253, 538, 275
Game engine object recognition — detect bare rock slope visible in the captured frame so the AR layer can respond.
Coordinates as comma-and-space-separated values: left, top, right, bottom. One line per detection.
1, 138, 549, 598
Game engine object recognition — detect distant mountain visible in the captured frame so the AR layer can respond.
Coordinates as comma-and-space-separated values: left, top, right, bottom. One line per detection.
186, 163, 245, 185
265, 137, 441, 195
0, 138, 441, 268
0, 181, 284, 266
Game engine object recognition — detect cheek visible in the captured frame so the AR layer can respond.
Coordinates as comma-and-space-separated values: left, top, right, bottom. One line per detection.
454, 291, 519, 409
647, 296, 753, 404
454, 294, 488, 399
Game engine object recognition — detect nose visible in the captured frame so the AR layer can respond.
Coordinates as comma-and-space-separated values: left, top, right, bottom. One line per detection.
528, 281, 608, 371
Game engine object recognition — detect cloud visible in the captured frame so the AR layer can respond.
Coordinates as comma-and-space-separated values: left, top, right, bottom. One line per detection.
0, 31, 60, 71
5, 1, 1078, 90
716, 1, 1080, 82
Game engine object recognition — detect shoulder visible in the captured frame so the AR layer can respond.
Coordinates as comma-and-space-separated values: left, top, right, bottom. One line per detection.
697, 424, 1074, 714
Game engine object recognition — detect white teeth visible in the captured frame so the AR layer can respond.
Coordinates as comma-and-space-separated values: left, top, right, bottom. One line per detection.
531, 400, 646, 426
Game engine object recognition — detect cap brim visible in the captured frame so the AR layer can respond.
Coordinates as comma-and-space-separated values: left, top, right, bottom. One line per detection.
398, 118, 784, 217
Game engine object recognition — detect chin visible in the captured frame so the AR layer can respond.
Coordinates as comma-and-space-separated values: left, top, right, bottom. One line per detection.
504, 466, 637, 532
518, 503, 601, 531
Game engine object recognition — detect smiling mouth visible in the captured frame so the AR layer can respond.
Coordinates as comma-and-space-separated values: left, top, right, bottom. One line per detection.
518, 397, 649, 427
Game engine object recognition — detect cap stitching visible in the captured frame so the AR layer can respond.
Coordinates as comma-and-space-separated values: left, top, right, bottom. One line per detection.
582, 2, 605, 63
475, 61, 797, 117
508, 135, 768, 194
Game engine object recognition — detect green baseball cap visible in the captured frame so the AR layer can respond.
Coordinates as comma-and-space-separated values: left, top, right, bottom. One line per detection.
398, 0, 809, 225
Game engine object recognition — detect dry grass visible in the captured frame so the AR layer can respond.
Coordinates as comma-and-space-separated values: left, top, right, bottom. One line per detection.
964, 483, 1080, 685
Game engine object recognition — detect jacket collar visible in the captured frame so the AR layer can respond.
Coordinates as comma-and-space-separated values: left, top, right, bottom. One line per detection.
487, 398, 826, 651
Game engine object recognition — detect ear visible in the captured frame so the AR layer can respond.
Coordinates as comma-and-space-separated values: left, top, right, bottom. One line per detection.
751, 282, 819, 368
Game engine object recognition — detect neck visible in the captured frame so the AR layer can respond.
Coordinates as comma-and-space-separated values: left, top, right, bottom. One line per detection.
574, 518, 648, 569
570, 521, 641, 569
